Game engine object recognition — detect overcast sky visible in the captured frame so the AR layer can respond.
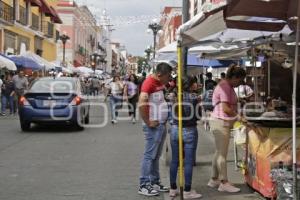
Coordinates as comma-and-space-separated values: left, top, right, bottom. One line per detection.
76, 0, 182, 56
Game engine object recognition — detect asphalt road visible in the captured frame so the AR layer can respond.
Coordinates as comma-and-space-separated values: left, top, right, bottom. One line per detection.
0, 99, 263, 200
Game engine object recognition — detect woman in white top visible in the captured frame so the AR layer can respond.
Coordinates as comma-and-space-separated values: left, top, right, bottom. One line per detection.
107, 74, 124, 124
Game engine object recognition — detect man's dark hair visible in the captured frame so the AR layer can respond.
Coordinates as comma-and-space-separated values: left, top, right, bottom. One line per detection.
206, 72, 213, 79
155, 62, 172, 75
220, 72, 226, 79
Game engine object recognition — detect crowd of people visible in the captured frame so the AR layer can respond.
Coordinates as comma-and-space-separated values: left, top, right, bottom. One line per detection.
0, 63, 253, 199
0, 70, 29, 116
137, 62, 249, 199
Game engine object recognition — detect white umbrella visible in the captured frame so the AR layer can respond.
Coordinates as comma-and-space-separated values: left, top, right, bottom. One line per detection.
0, 55, 17, 71
76, 66, 94, 74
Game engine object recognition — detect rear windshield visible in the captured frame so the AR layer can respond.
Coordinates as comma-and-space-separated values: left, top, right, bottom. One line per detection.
30, 79, 76, 93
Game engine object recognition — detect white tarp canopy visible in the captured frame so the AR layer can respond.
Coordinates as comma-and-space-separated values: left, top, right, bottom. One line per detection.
21, 51, 56, 71
158, 41, 241, 53
177, 7, 293, 47
0, 55, 17, 71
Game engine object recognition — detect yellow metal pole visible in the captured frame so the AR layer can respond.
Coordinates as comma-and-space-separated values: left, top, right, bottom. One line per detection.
177, 41, 184, 200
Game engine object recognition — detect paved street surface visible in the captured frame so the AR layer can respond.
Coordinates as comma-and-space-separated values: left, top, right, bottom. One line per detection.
0, 98, 264, 200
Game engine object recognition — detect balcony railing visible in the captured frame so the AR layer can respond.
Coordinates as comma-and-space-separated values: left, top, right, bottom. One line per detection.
0, 1, 14, 23
42, 21, 54, 38
31, 13, 39, 31
18, 6, 27, 25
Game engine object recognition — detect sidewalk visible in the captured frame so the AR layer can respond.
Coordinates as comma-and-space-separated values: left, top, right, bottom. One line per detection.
161, 123, 264, 200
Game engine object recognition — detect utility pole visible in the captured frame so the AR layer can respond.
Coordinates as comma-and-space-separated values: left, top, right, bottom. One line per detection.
182, 0, 189, 74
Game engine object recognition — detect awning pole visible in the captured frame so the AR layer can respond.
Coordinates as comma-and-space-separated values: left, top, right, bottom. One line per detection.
293, 4, 300, 199
252, 47, 258, 102
177, 41, 184, 200
268, 58, 271, 96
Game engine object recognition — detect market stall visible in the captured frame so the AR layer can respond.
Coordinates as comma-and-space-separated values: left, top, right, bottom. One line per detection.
176, 2, 299, 199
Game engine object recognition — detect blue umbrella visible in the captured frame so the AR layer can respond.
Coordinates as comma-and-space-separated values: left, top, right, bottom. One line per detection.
188, 56, 235, 68
9, 55, 43, 71
155, 52, 235, 68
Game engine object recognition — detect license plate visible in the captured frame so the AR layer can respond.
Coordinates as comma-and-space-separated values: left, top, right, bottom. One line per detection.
43, 100, 56, 107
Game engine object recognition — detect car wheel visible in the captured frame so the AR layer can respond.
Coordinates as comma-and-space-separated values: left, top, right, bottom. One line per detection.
84, 112, 89, 124
20, 121, 31, 132
74, 116, 84, 131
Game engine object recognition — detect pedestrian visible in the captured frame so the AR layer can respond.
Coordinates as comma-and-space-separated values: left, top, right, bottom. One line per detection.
0, 74, 4, 99
12, 70, 28, 112
207, 64, 246, 193
124, 74, 139, 124
169, 75, 202, 199
1, 74, 15, 116
106, 74, 123, 124
91, 76, 100, 96
138, 62, 172, 196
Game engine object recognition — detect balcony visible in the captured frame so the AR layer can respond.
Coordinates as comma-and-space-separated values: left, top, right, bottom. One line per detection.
31, 13, 39, 31
42, 21, 54, 38
0, 1, 14, 24
18, 6, 27, 25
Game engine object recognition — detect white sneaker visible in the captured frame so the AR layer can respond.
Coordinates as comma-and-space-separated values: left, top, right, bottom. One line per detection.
207, 179, 220, 188
138, 184, 159, 196
132, 118, 136, 124
169, 189, 179, 197
218, 182, 240, 193
183, 190, 202, 199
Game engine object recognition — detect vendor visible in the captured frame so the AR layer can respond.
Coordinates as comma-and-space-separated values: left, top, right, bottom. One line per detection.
234, 77, 254, 104
207, 64, 246, 193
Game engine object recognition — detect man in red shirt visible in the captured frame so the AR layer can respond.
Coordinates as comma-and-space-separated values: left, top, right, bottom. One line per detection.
138, 62, 173, 196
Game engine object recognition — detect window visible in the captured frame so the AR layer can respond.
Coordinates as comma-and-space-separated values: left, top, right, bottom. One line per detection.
17, 35, 30, 54
34, 36, 43, 56
4, 31, 16, 54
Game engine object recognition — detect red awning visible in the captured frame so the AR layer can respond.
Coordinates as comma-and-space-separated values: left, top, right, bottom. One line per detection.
25, 0, 42, 7
38, 0, 62, 24
49, 6, 62, 24
39, 0, 52, 16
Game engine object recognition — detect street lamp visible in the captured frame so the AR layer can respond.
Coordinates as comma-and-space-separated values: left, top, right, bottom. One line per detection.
59, 32, 70, 66
147, 19, 163, 59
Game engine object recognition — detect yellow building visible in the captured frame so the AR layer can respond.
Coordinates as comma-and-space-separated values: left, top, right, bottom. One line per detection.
0, 0, 62, 61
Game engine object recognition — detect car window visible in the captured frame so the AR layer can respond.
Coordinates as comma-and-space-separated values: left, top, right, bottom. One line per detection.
30, 80, 75, 93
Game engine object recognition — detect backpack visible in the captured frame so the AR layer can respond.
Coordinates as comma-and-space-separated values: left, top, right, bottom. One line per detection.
202, 89, 214, 111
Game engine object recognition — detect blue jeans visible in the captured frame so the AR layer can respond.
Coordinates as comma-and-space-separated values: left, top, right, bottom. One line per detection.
139, 123, 167, 186
1, 95, 14, 114
169, 126, 198, 189
109, 95, 122, 120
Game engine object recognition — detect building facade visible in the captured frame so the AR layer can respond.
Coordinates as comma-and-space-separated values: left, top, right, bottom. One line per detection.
158, 7, 182, 50
0, 0, 61, 61
56, 1, 101, 67
189, 0, 227, 18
